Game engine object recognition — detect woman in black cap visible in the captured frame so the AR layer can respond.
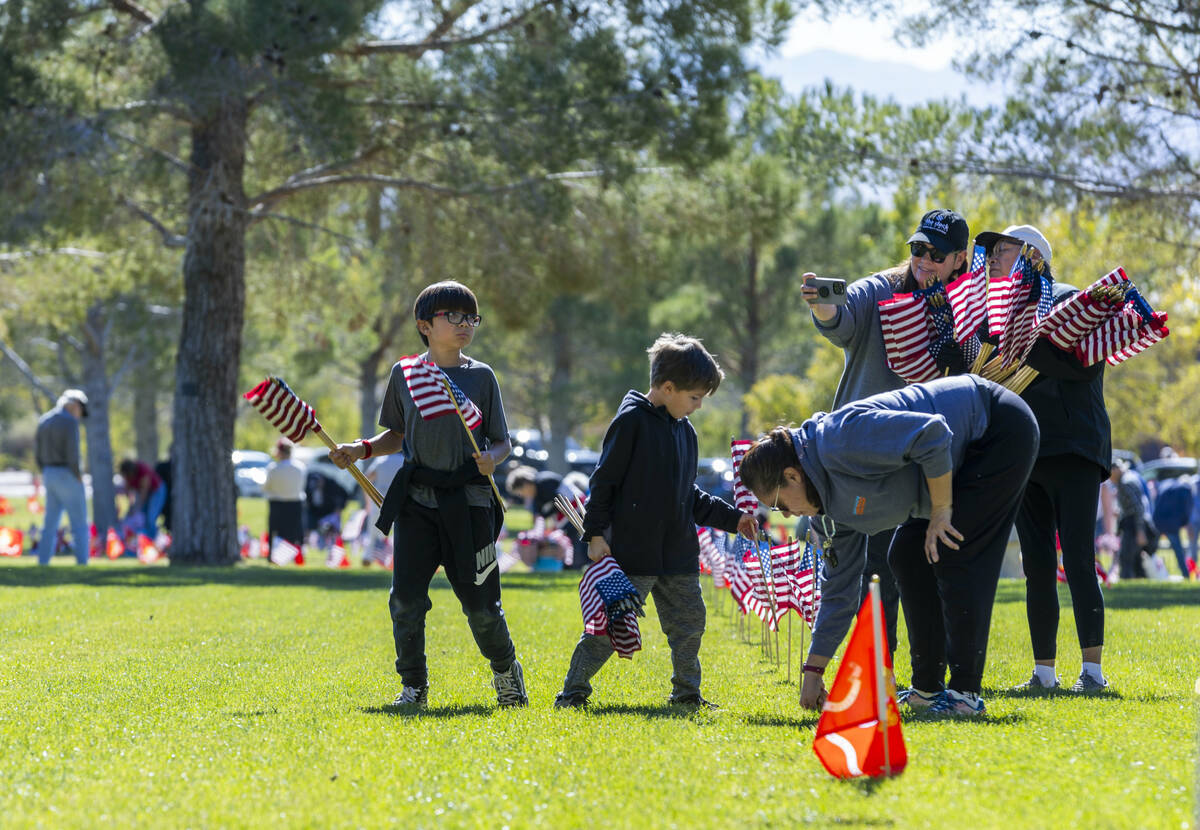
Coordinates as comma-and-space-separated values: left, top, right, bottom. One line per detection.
794, 209, 973, 710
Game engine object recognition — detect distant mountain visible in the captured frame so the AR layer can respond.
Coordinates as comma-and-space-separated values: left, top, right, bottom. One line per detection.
755, 48, 1006, 107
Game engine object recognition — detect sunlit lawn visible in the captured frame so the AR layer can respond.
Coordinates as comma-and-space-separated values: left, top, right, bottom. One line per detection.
0, 554, 1195, 828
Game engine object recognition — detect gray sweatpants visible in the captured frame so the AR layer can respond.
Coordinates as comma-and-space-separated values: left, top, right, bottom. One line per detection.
560, 573, 706, 701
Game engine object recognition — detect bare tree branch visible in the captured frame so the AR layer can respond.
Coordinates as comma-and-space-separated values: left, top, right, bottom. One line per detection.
108, 129, 192, 173
105, 99, 195, 124
245, 209, 369, 248
348, 1, 554, 57
248, 167, 672, 212
108, 0, 155, 25
0, 248, 107, 263
1078, 0, 1200, 36
0, 341, 57, 404
120, 196, 187, 248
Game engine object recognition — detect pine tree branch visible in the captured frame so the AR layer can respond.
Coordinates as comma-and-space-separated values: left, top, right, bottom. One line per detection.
245, 208, 369, 247
1078, 0, 1200, 36
120, 196, 187, 248
0, 341, 58, 404
348, 1, 554, 57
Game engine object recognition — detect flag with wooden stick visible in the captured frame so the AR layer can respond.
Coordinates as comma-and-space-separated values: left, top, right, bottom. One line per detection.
813, 576, 906, 779
730, 438, 760, 513
243, 377, 383, 507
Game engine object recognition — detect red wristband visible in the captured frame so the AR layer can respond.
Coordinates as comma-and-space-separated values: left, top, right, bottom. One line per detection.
802, 662, 826, 676
361, 439, 372, 459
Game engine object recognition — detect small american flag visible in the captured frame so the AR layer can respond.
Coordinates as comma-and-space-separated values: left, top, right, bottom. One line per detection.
769, 538, 801, 618
990, 252, 1043, 368
579, 556, 644, 659
878, 293, 940, 383
399, 355, 483, 430
697, 526, 720, 576
794, 530, 822, 627
946, 245, 988, 341
243, 377, 321, 442
730, 438, 760, 513
1076, 306, 1169, 366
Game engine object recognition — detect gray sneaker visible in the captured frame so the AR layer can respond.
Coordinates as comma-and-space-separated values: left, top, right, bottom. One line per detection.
1012, 671, 1061, 692
1069, 672, 1109, 693
392, 684, 428, 708
896, 687, 940, 710
493, 660, 529, 707
553, 692, 588, 710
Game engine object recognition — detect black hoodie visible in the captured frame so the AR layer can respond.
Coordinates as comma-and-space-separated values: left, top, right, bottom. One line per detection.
582, 390, 742, 575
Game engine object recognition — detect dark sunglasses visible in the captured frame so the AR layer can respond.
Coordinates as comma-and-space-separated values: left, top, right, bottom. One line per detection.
431, 310, 482, 327
909, 242, 949, 264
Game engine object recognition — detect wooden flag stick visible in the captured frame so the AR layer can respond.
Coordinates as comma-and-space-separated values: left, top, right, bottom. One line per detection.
439, 376, 506, 511
970, 342, 995, 374
787, 611, 793, 683
313, 430, 384, 508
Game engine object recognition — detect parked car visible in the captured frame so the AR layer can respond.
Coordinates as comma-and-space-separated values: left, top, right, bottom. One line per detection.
232, 450, 272, 498
1137, 456, 1198, 484
507, 428, 600, 475
695, 457, 735, 504
291, 446, 362, 500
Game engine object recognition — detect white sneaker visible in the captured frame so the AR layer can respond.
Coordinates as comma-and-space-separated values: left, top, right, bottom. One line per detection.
896, 687, 940, 710
392, 684, 428, 708
493, 660, 528, 707
927, 688, 986, 717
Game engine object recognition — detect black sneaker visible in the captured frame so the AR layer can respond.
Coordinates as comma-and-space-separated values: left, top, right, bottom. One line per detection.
392, 684, 428, 708
669, 694, 719, 710
493, 660, 529, 707
1068, 672, 1109, 693
553, 692, 589, 710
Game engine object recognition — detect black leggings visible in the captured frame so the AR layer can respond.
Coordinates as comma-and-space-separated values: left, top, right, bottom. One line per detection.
1014, 455, 1105, 659
888, 387, 1039, 694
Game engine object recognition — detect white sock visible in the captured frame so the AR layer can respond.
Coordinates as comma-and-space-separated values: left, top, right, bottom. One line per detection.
1034, 664, 1058, 685
1081, 661, 1105, 683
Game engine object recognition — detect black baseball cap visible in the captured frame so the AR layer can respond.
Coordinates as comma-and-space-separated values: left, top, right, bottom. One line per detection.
907, 209, 970, 254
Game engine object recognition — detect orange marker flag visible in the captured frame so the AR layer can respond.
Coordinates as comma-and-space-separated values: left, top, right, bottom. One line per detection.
0, 496, 11, 515
0, 527, 23, 556
136, 534, 162, 564
27, 495, 43, 515
813, 577, 906, 779
105, 528, 126, 559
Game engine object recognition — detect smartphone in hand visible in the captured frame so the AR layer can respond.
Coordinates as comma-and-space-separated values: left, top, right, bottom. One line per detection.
804, 276, 848, 305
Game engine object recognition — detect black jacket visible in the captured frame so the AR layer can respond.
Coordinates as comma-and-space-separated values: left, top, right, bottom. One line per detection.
583, 391, 742, 575
987, 282, 1112, 480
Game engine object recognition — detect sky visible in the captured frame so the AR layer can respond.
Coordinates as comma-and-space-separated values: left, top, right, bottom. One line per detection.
755, 9, 1007, 106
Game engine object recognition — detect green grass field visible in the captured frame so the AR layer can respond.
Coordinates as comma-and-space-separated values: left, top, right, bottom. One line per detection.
0, 557, 1196, 829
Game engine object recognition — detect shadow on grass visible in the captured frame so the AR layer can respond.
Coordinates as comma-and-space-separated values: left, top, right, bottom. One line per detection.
903, 711, 1026, 726
992, 579, 1200, 610
360, 703, 495, 719
0, 562, 578, 593
743, 712, 820, 729
225, 709, 278, 718
585, 703, 696, 720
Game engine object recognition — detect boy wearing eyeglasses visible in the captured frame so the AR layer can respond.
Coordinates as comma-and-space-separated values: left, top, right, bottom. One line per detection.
553, 333, 758, 710
330, 279, 525, 710
793, 209, 971, 710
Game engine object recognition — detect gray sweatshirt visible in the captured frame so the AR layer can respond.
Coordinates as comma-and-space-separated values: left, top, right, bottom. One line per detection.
806, 272, 909, 657
793, 376, 996, 534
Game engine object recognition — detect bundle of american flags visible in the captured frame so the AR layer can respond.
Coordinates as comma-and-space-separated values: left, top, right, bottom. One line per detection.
878, 245, 988, 384
399, 354, 483, 429
579, 556, 645, 659
974, 259, 1169, 393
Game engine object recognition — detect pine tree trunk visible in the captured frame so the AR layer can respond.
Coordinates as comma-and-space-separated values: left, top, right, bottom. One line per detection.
547, 302, 571, 475
81, 303, 118, 540
740, 243, 760, 437
169, 95, 247, 566
133, 371, 160, 464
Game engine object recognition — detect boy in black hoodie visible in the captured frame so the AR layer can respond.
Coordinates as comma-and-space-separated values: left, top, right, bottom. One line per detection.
554, 334, 757, 709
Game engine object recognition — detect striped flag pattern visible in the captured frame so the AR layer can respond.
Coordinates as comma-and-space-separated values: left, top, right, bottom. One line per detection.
399, 355, 483, 430
877, 293, 940, 383
730, 439, 760, 513
1040, 268, 1127, 350
243, 377, 321, 442
580, 556, 643, 659
946, 245, 988, 341
769, 538, 802, 617
1076, 307, 1169, 366
794, 532, 822, 626
697, 527, 720, 576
